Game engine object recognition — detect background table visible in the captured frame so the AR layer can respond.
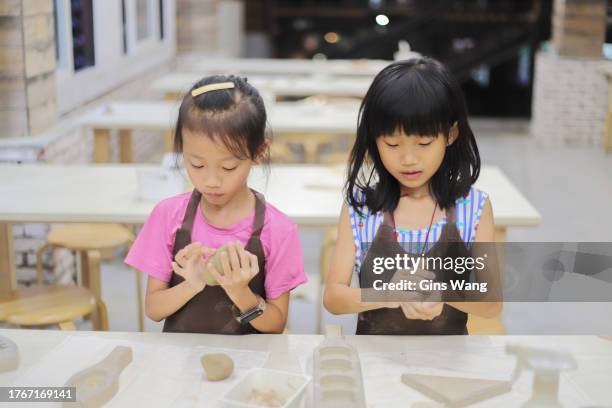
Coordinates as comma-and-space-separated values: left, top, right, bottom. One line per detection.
181, 57, 392, 78
152, 73, 372, 100
0, 328, 610, 406
0, 163, 541, 298
77, 101, 359, 163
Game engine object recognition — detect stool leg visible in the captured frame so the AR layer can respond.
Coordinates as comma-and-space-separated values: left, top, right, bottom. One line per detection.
36, 243, 51, 285
81, 250, 107, 330
58, 321, 76, 330
97, 300, 109, 331
134, 269, 144, 332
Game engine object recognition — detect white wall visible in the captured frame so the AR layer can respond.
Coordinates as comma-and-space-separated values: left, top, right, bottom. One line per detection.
54, 0, 176, 114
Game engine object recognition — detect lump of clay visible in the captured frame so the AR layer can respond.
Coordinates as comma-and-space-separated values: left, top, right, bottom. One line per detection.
202, 244, 232, 286
201, 353, 234, 381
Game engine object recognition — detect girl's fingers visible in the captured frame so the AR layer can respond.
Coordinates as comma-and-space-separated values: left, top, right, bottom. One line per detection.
414, 267, 436, 280
220, 250, 232, 278
249, 253, 259, 277
183, 242, 199, 257
227, 242, 242, 273
172, 261, 186, 279
238, 246, 250, 272
400, 303, 429, 320
200, 247, 216, 260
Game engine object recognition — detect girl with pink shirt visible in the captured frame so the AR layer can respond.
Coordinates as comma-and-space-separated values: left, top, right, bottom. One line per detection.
125, 76, 307, 334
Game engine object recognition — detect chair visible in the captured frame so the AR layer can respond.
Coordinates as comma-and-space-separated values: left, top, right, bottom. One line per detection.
35, 224, 143, 331
0, 285, 97, 330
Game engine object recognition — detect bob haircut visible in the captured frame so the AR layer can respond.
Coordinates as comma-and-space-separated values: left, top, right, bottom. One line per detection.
345, 57, 480, 214
174, 74, 269, 163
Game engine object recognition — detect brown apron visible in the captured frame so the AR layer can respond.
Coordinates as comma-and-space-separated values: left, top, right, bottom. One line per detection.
163, 189, 267, 334
356, 205, 472, 335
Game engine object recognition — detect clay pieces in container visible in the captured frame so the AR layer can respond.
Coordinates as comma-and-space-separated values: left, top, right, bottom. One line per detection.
312, 325, 366, 408
0, 335, 19, 372
203, 243, 232, 286
64, 346, 132, 408
201, 353, 234, 381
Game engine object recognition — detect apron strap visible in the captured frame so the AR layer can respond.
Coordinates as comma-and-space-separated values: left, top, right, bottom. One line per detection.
171, 189, 201, 256
250, 189, 266, 239
181, 189, 202, 234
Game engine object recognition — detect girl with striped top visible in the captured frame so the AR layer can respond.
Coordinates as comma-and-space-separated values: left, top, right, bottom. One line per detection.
323, 58, 500, 334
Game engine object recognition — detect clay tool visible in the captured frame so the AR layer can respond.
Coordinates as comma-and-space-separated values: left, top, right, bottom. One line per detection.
64, 346, 132, 408
0, 335, 19, 372
401, 373, 512, 407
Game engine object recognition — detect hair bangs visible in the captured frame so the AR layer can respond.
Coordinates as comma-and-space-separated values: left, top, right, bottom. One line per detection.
365, 74, 455, 139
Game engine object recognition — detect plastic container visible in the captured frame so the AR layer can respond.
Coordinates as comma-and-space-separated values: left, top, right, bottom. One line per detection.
312, 326, 366, 408
220, 368, 311, 408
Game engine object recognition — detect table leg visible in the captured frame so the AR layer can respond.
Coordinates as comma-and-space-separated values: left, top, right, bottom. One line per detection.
164, 130, 174, 153
162, 95, 175, 153
0, 222, 16, 301
303, 140, 321, 163
118, 129, 133, 163
93, 129, 111, 163
606, 112, 612, 154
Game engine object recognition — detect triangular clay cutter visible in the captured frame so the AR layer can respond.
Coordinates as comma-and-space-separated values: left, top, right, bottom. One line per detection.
401, 373, 512, 407
64, 346, 133, 408
0, 335, 19, 372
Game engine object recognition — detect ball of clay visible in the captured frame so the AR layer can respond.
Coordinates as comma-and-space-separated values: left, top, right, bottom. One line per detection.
203, 244, 232, 286
200, 353, 234, 381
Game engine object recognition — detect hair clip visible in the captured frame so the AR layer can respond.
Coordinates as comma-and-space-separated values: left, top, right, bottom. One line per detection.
191, 82, 235, 97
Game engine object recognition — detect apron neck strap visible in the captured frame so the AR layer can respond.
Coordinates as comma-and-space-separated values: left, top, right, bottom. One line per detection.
182, 188, 266, 239
250, 189, 266, 239
181, 189, 202, 236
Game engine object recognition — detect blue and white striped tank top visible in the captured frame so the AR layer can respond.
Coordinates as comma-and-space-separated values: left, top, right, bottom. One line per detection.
348, 187, 489, 273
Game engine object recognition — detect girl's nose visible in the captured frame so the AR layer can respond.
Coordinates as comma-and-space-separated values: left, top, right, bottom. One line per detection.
401, 149, 419, 166
203, 172, 221, 188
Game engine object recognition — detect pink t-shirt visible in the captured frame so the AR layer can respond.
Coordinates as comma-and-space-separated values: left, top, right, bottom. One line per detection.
125, 192, 307, 299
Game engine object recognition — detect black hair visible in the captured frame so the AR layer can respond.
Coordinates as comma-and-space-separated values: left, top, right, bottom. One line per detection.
345, 57, 480, 214
174, 74, 269, 163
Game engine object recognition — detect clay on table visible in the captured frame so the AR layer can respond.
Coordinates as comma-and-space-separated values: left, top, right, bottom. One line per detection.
201, 353, 234, 381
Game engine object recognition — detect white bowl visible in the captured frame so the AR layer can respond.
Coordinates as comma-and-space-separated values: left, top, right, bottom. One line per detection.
220, 368, 311, 408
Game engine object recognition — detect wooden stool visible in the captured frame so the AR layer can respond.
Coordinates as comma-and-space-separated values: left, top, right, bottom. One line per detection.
36, 224, 144, 332
0, 285, 97, 330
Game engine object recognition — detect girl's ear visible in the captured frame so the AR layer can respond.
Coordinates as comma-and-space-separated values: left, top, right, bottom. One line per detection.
447, 122, 459, 147
253, 137, 271, 164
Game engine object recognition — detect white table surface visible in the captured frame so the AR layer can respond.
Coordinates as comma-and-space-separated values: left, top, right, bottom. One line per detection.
0, 329, 610, 406
183, 57, 392, 78
0, 164, 541, 228
78, 100, 359, 136
152, 73, 372, 99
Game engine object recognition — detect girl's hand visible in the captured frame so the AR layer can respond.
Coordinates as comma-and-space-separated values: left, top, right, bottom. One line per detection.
390, 267, 442, 303
207, 241, 259, 295
173, 243, 216, 294
175, 242, 215, 267
399, 302, 444, 321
